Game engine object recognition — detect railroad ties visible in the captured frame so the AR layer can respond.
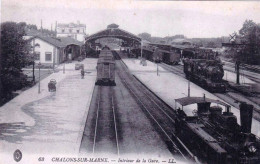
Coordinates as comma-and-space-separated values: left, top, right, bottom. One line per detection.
93, 86, 119, 155
114, 52, 196, 162
79, 85, 119, 156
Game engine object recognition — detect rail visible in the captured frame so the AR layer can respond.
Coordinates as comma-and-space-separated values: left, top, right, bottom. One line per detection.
92, 86, 119, 155
116, 58, 198, 163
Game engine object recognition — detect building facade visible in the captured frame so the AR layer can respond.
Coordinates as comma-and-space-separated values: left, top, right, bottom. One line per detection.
28, 36, 83, 67
57, 21, 86, 42
30, 37, 63, 67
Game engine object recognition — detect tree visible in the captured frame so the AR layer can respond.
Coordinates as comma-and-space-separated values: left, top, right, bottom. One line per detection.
138, 32, 152, 42
238, 20, 260, 64
239, 20, 256, 37
0, 22, 31, 105
27, 24, 38, 30
0, 35, 2, 105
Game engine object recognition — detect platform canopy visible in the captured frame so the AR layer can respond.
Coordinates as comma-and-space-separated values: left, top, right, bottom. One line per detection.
175, 97, 229, 107
85, 24, 141, 44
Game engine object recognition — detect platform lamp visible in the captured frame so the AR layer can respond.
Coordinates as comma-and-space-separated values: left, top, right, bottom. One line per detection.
140, 40, 144, 66
32, 42, 40, 84
140, 40, 143, 59
38, 62, 41, 94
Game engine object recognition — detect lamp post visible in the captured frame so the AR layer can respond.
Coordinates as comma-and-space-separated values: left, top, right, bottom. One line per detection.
63, 63, 65, 74
157, 58, 160, 76
141, 40, 143, 59
38, 62, 41, 94
32, 59, 35, 83
188, 77, 190, 97
157, 63, 159, 76
31, 41, 40, 84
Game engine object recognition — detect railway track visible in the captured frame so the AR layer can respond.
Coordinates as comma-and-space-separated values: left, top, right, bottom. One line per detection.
93, 86, 119, 155
115, 57, 198, 163
160, 63, 184, 78
80, 85, 119, 155
223, 60, 260, 74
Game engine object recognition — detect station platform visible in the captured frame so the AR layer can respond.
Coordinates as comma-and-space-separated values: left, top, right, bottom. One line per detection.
0, 59, 97, 163
121, 57, 260, 137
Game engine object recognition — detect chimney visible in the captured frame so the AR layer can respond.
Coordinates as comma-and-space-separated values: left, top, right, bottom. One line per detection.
77, 20, 80, 25
240, 102, 253, 133
55, 21, 57, 37
41, 19, 43, 34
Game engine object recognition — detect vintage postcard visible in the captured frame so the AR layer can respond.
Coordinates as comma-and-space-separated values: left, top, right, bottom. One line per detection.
1, 0, 260, 163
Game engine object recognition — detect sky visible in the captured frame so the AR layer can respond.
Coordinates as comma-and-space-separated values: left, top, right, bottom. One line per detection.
1, 0, 260, 38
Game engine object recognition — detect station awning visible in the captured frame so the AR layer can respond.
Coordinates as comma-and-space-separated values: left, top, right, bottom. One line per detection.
175, 97, 229, 107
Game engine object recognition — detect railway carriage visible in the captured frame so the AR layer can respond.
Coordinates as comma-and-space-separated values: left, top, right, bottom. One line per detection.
142, 47, 181, 64
95, 50, 116, 86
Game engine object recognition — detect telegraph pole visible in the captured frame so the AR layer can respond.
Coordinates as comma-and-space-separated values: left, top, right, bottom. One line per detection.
222, 32, 246, 85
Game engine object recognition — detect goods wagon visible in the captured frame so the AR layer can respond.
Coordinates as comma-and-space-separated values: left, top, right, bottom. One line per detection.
161, 50, 181, 65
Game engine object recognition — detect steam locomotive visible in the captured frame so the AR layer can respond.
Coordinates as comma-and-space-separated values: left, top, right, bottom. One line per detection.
183, 59, 226, 92
174, 96, 260, 164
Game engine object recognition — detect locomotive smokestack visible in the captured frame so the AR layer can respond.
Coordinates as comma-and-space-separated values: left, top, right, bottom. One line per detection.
240, 102, 253, 133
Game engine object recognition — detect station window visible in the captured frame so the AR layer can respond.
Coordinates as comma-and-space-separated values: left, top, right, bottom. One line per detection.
77, 30, 80, 33
45, 52, 52, 61
62, 29, 65, 33
69, 29, 72, 33
35, 52, 40, 60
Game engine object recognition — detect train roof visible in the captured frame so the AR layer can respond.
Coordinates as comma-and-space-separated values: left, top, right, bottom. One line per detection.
99, 53, 113, 57
97, 58, 115, 64
100, 50, 113, 54
99, 53, 113, 58
175, 96, 230, 107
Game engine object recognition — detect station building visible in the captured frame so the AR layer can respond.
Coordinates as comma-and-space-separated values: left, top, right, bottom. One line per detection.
56, 21, 86, 42
28, 35, 84, 67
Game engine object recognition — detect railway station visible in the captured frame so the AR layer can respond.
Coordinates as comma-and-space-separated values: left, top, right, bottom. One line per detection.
1, 20, 260, 164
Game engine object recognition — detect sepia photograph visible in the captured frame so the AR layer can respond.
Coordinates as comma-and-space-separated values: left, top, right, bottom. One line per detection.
1, 0, 260, 163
